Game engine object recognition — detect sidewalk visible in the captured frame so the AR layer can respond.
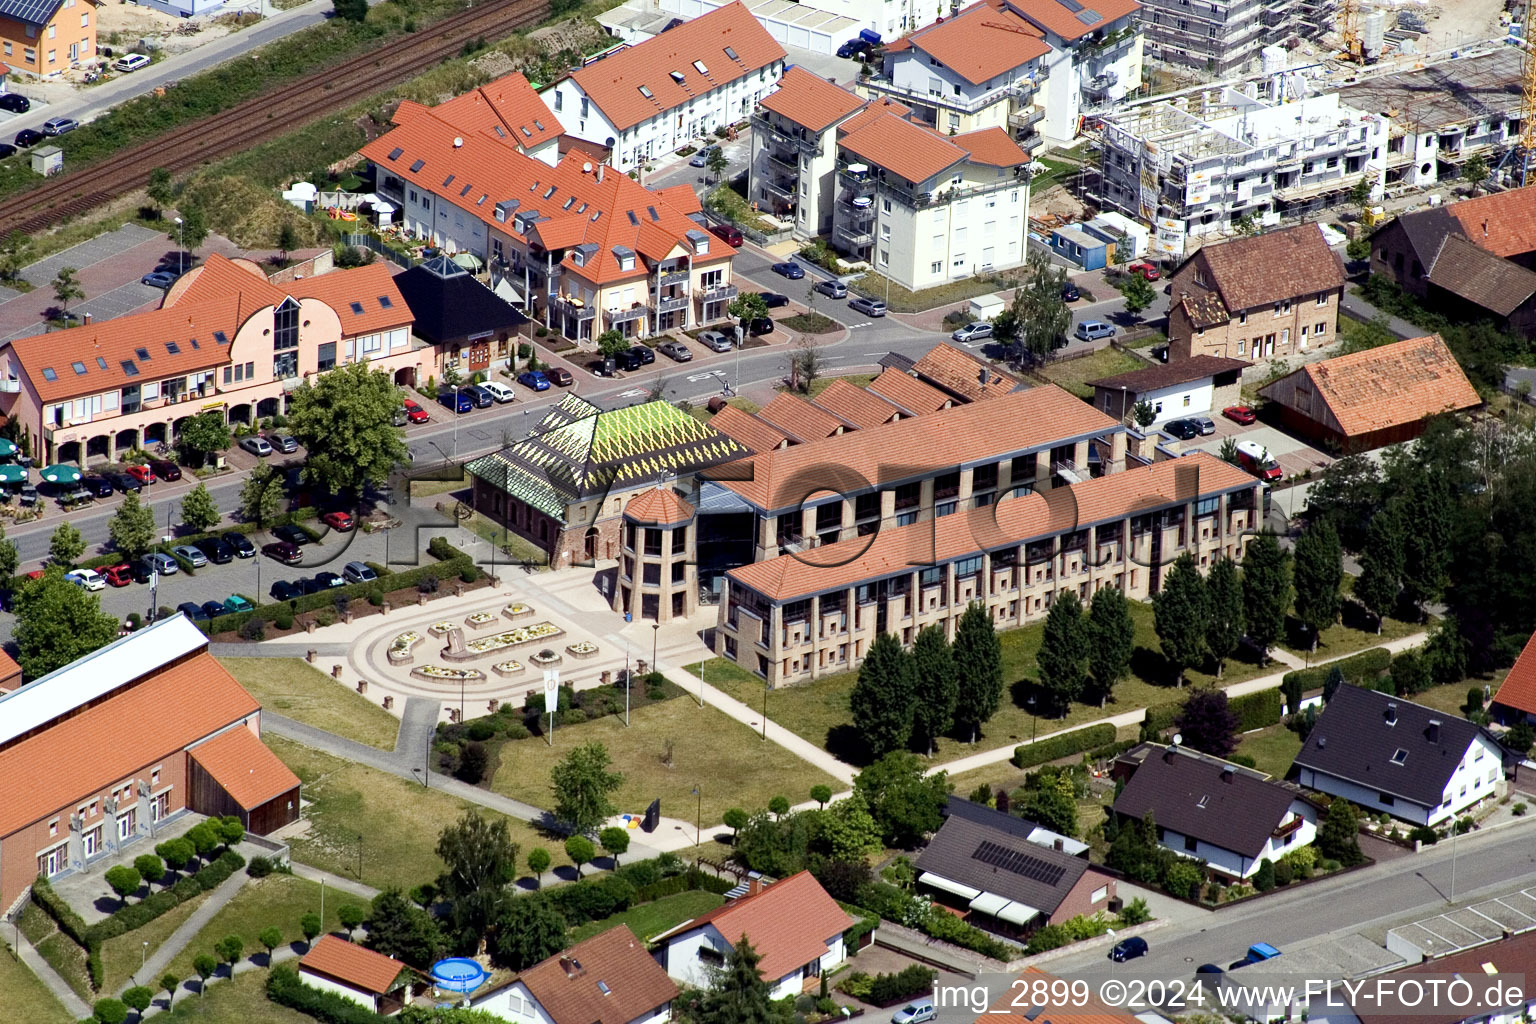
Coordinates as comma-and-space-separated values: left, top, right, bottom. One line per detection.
7, 928, 90, 1019
129, 862, 247, 992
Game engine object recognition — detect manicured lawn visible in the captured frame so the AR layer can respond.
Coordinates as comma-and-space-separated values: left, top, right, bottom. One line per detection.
0, 944, 74, 1024
1233, 723, 1304, 778
34, 932, 90, 1001
410, 467, 468, 499
164, 875, 345, 983
161, 970, 315, 1024
1406, 680, 1497, 719
100, 888, 210, 992
463, 510, 550, 566
850, 271, 1013, 314
491, 700, 842, 828
1039, 348, 1147, 399
268, 735, 568, 890
18, 902, 53, 944
570, 889, 725, 943
219, 658, 401, 751
1278, 590, 1427, 660
780, 313, 840, 335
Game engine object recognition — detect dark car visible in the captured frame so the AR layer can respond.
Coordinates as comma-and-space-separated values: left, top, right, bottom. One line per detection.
147, 458, 181, 481
836, 38, 869, 59
743, 316, 774, 336
177, 601, 208, 621
273, 524, 310, 546
0, 143, 15, 160
200, 600, 227, 621
1061, 281, 1081, 301
760, 292, 790, 308
222, 531, 256, 558
708, 223, 743, 247
615, 348, 646, 372
107, 472, 142, 493
460, 384, 494, 409
587, 358, 617, 377
81, 474, 114, 498
438, 387, 473, 413
270, 579, 301, 602
196, 537, 234, 564
546, 366, 574, 387
0, 93, 30, 113
517, 370, 551, 390
1163, 419, 1201, 440
629, 345, 655, 366
295, 576, 325, 595
315, 571, 345, 589
14, 128, 42, 148
262, 541, 302, 565
131, 560, 154, 584
770, 261, 804, 280
1109, 937, 1148, 963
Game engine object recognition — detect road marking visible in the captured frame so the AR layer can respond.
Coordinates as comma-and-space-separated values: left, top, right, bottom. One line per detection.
847, 321, 872, 329
685, 370, 727, 382
616, 388, 647, 398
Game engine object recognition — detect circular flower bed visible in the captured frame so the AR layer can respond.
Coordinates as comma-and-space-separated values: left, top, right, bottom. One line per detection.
388, 632, 423, 665
492, 660, 525, 678
566, 640, 599, 660
502, 602, 535, 621
442, 621, 565, 662
530, 648, 562, 666
465, 611, 499, 630
427, 621, 458, 637
410, 665, 485, 682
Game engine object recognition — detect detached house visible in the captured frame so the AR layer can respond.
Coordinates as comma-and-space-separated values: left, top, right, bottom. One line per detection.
0, 0, 95, 76
470, 925, 678, 1024
1492, 629, 1536, 726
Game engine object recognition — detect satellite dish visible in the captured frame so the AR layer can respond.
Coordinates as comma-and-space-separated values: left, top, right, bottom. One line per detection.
452, 136, 463, 148
1172, 733, 1183, 746
582, 161, 593, 173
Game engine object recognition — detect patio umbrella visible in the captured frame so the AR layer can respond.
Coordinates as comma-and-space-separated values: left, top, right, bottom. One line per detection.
40, 464, 81, 485
0, 465, 24, 484
0, 438, 17, 458
451, 251, 484, 272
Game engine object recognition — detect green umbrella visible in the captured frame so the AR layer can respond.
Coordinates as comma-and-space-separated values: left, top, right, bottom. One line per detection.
40, 464, 80, 485
452, 251, 484, 272
0, 438, 17, 458
0, 465, 24, 484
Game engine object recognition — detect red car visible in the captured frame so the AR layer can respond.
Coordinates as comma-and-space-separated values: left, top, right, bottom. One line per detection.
126, 464, 155, 484
1127, 261, 1161, 281
104, 563, 134, 587
1223, 405, 1257, 425
322, 510, 354, 531
403, 398, 429, 424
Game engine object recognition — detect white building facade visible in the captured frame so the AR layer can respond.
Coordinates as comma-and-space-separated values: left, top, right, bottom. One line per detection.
1296, 732, 1506, 828
660, 922, 847, 1000
1154, 797, 1318, 880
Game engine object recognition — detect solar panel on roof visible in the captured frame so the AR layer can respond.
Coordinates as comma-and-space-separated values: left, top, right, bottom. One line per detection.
387, 147, 404, 161
1077, 8, 1101, 23
409, 159, 425, 172
120, 361, 138, 377
970, 840, 1068, 886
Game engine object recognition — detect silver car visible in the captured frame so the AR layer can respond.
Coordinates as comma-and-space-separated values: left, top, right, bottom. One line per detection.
172, 544, 209, 568
951, 321, 993, 343
656, 341, 693, 362
343, 561, 378, 585
698, 330, 732, 352
849, 295, 887, 317
814, 278, 848, 299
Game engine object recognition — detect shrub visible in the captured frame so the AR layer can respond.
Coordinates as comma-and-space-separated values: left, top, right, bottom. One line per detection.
30, 875, 89, 945
460, 566, 478, 583
86, 851, 244, 944
1117, 897, 1151, 925
274, 607, 294, 630
919, 907, 1015, 960
564, 708, 588, 725
1271, 858, 1292, 887
867, 965, 937, 1006
241, 618, 267, 641
466, 720, 496, 742
455, 741, 489, 783
1515, 802, 1528, 816
247, 857, 275, 878
1012, 723, 1116, 769
267, 964, 387, 1024
1408, 825, 1439, 845
1141, 699, 1184, 736
1228, 689, 1284, 730
1253, 858, 1276, 892
368, 588, 385, 606
1162, 861, 1204, 900
1281, 648, 1393, 696
313, 607, 337, 627
1227, 754, 1258, 768
1026, 924, 1070, 954
504, 720, 530, 740
1282, 845, 1316, 878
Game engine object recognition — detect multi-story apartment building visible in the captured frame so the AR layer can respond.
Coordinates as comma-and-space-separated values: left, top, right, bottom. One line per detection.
1137, 0, 1330, 75
0, 255, 415, 466
1012, 0, 1142, 144
0, 0, 94, 77
363, 103, 738, 342
1100, 87, 1386, 253
543, 2, 785, 173
716, 452, 1260, 686
752, 67, 868, 238
652, 0, 954, 44
390, 71, 561, 167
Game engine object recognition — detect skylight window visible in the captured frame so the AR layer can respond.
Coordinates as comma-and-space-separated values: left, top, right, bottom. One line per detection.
96, 357, 107, 370
378, 295, 394, 308
135, 347, 151, 361
544, 185, 556, 198
693, 60, 708, 74
1196, 794, 1209, 809
71, 361, 86, 375
597, 982, 611, 996
460, 183, 473, 196
41, 367, 56, 381
165, 341, 180, 354
520, 125, 532, 137
670, 70, 686, 84
1391, 748, 1409, 765
494, 126, 506, 138
477, 194, 487, 205
387, 147, 403, 161
120, 361, 138, 377
627, 210, 639, 226
213, 331, 229, 345
638, 85, 654, 99
563, 196, 575, 210
443, 174, 456, 187
534, 119, 545, 131
723, 45, 739, 60
409, 159, 425, 173
647, 205, 659, 221
350, 301, 364, 315
189, 338, 200, 349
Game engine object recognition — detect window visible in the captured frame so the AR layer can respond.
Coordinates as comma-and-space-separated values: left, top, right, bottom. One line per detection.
642, 563, 661, 585
317, 342, 337, 372
81, 11, 88, 26
1316, 292, 1328, 306
931, 261, 942, 274
47, 50, 54, 64
2, 43, 9, 56
273, 298, 299, 351
274, 352, 298, 379
1184, 835, 1197, 851
49, 818, 58, 837
1378, 792, 1395, 806
1238, 311, 1247, 325
553, 91, 563, 111
1237, 339, 1246, 355
47, 24, 55, 37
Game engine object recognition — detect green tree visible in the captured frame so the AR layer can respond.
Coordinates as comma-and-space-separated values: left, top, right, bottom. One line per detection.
276, 222, 300, 264
192, 954, 217, 996
435, 810, 519, 947
706, 146, 728, 180
1390, 650, 1429, 697
952, 601, 1004, 742
240, 463, 283, 527
599, 826, 630, 865
790, 335, 824, 394
1037, 590, 1088, 715
1317, 798, 1364, 866
178, 410, 232, 468
596, 329, 630, 359
1020, 771, 1078, 837
1252, 857, 1276, 892
1340, 312, 1396, 354
160, 973, 181, 1009
214, 934, 244, 968
336, 903, 366, 939
1345, 236, 1371, 262
819, 795, 883, 861
1086, 585, 1134, 707
1462, 154, 1489, 194
299, 914, 322, 944
850, 632, 916, 757
146, 167, 175, 217
550, 742, 625, 835
768, 795, 790, 819
728, 292, 770, 323
1504, 721, 1535, 757
1008, 250, 1071, 366
909, 624, 957, 755
48, 521, 85, 568
0, 523, 21, 585
723, 807, 748, 840
363, 888, 445, 966
1356, 508, 1405, 633
1242, 532, 1291, 665
216, 817, 244, 850
490, 896, 569, 971
176, 204, 210, 253
109, 492, 157, 560
52, 266, 84, 318
180, 483, 220, 533
122, 986, 153, 1015
0, 229, 32, 282
1398, 483, 1451, 618
853, 751, 951, 847
104, 865, 141, 903
564, 834, 595, 876
525, 847, 551, 886
1204, 556, 1244, 679
1153, 554, 1209, 685
133, 854, 164, 886
287, 362, 411, 497
258, 926, 284, 966
1292, 518, 1343, 650
13, 569, 118, 679
1348, 174, 1374, 215
810, 784, 832, 809
1306, 453, 1384, 553
333, 0, 368, 21
93, 997, 129, 1024
156, 837, 195, 873
1177, 688, 1239, 757
701, 935, 777, 1024
1120, 272, 1156, 317
1132, 400, 1156, 428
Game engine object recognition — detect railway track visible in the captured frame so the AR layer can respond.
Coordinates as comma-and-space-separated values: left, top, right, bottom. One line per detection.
0, 0, 551, 237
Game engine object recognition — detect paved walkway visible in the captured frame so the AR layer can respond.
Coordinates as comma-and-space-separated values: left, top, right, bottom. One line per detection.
129, 864, 248, 992
8, 928, 90, 1019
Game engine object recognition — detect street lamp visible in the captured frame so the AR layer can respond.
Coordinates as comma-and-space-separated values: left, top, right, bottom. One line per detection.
651, 622, 659, 673
691, 785, 701, 848
174, 217, 184, 277
1027, 694, 1037, 743
452, 382, 462, 459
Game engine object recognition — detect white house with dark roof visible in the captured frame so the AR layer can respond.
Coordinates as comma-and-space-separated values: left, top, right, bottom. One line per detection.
1292, 685, 1509, 827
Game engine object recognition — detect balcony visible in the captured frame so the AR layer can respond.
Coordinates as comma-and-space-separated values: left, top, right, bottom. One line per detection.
1009, 106, 1046, 132
657, 294, 689, 314
751, 115, 820, 157
552, 296, 596, 321
838, 196, 875, 222
766, 150, 799, 175
605, 305, 651, 327
833, 222, 874, 248
659, 269, 690, 287
698, 282, 738, 302
862, 71, 1043, 116
762, 175, 798, 202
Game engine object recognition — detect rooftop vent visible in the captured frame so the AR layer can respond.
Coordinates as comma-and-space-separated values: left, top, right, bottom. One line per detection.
453, 136, 463, 148
1220, 767, 1234, 784
1385, 702, 1398, 725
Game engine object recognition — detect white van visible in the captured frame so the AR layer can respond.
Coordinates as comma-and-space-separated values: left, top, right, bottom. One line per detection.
479, 380, 516, 404
113, 53, 151, 73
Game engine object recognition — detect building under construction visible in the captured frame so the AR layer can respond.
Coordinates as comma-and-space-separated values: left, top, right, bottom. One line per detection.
1138, 0, 1336, 75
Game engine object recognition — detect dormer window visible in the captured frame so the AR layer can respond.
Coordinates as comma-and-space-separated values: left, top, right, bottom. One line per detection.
620, 255, 635, 271
573, 251, 586, 267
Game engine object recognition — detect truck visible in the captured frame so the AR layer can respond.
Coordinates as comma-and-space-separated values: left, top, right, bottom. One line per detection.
1228, 942, 1281, 970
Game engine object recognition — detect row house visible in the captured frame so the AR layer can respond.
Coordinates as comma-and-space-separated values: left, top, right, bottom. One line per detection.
390, 70, 562, 167
364, 104, 738, 342
544, 1, 785, 173
0, 255, 414, 466
717, 452, 1260, 686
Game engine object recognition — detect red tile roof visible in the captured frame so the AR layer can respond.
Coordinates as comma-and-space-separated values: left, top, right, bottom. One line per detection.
669, 872, 852, 982
300, 936, 407, 994
953, 126, 1032, 167
728, 452, 1254, 601
709, 404, 791, 452
622, 487, 695, 525
904, 2, 1049, 85
760, 67, 865, 133
0, 652, 260, 837
811, 378, 901, 429
837, 97, 911, 136
419, 72, 562, 153
1445, 184, 1536, 259
1351, 930, 1536, 1024
286, 261, 410, 338
839, 111, 969, 185
1187, 223, 1345, 312
757, 392, 847, 440
1008, 0, 1141, 41
912, 343, 1021, 401
707, 385, 1115, 512
1492, 629, 1536, 717
568, 3, 785, 133
866, 367, 954, 413
519, 926, 679, 1024
187, 725, 299, 810
1258, 334, 1481, 437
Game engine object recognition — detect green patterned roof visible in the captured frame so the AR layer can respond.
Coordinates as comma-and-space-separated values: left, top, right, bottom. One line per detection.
465, 394, 750, 521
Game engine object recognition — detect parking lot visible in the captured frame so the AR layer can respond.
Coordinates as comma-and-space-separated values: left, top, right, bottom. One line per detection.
1180, 414, 1336, 481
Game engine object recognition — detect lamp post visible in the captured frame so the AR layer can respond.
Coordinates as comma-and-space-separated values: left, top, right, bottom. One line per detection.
691, 785, 701, 848
452, 383, 462, 459
174, 217, 184, 277
624, 640, 631, 727
1027, 694, 1037, 743
140, 940, 148, 980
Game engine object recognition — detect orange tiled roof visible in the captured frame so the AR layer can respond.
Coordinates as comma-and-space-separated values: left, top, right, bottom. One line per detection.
757, 392, 847, 441
913, 343, 1021, 401
420, 72, 562, 152
728, 452, 1255, 601
760, 66, 865, 133
187, 725, 299, 810
1493, 630, 1536, 717
866, 367, 953, 414
1259, 334, 1481, 437
1007, 0, 1141, 41
287, 261, 411, 338
707, 385, 1115, 512
839, 111, 968, 185
300, 936, 406, 994
952, 126, 1032, 167
812, 378, 901, 429
672, 872, 852, 982
1445, 184, 1536, 259
622, 487, 695, 525
568, 3, 785, 133
904, 2, 1049, 85
709, 404, 791, 452
0, 652, 260, 837
1191, 223, 1345, 312
837, 97, 912, 136
518, 926, 678, 1024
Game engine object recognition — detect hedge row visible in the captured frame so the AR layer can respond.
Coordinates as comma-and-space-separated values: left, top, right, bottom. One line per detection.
30, 874, 89, 946
87, 850, 244, 943
1012, 723, 1117, 769
1281, 647, 1392, 695
268, 964, 391, 1024
1143, 699, 1183, 735
632, 868, 733, 904
839, 900, 880, 949
1229, 689, 1284, 732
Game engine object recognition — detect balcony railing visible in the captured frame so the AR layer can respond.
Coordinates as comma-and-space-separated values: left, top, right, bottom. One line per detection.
659, 270, 689, 287
698, 282, 738, 302
762, 176, 797, 202
838, 197, 875, 223
766, 150, 798, 174
1009, 106, 1046, 132
657, 294, 689, 313
862, 71, 1043, 116
605, 305, 651, 327
751, 114, 820, 156
552, 296, 596, 321
834, 223, 873, 248
837, 169, 877, 194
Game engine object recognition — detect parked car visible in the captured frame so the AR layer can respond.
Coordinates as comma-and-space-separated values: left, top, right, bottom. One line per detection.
172, 544, 208, 568
267, 434, 299, 454
699, 330, 732, 352
81, 474, 114, 498
239, 436, 274, 457
273, 524, 310, 547
262, 541, 302, 565
689, 144, 719, 168
1191, 415, 1216, 435
464, 384, 496, 409
849, 295, 887, 317
270, 580, 301, 601
545, 366, 574, 387
760, 292, 790, 308
196, 537, 234, 564
402, 398, 430, 423
743, 316, 774, 336
813, 278, 848, 299
107, 472, 142, 493
1061, 281, 1081, 301
41, 117, 79, 136
200, 600, 227, 620
0, 93, 31, 113
294, 576, 325, 596
126, 464, 156, 485
220, 595, 252, 614
770, 261, 804, 280
1234, 440, 1282, 482
1109, 936, 1149, 962
343, 561, 377, 585
656, 341, 692, 362
142, 552, 178, 576
315, 571, 345, 589
1074, 320, 1116, 341
480, 380, 517, 403
516, 370, 551, 391
708, 223, 743, 247
321, 510, 354, 531
1196, 964, 1225, 979
64, 568, 106, 591
951, 321, 993, 343
1127, 261, 1161, 280
222, 532, 256, 558
1231, 942, 1282, 968
141, 270, 178, 289
1162, 419, 1201, 440
0, 143, 16, 160
177, 601, 208, 621
1223, 405, 1257, 425
130, 561, 153, 584
114, 53, 151, 72
147, 458, 181, 481
890, 1000, 936, 1024
615, 348, 648, 372
438, 387, 473, 413
836, 38, 870, 59
13, 128, 42, 148
104, 563, 135, 587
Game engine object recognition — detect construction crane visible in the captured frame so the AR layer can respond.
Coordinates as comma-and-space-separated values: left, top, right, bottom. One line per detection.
1522, 0, 1536, 185
1339, 0, 1363, 62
